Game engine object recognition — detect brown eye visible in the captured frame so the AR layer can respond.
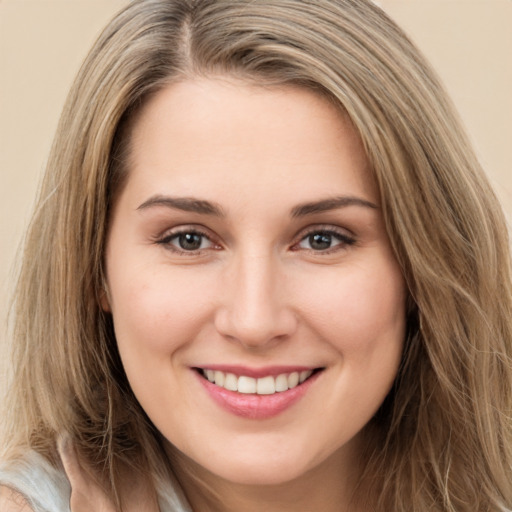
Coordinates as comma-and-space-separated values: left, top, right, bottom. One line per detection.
158, 230, 215, 252
308, 233, 333, 250
297, 229, 355, 252
177, 232, 204, 251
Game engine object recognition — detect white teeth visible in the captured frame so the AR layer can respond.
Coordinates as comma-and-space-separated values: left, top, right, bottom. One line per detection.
299, 370, 313, 383
238, 376, 256, 394
288, 372, 299, 389
214, 370, 225, 387
202, 369, 315, 395
275, 374, 289, 392
256, 376, 275, 395
224, 373, 238, 391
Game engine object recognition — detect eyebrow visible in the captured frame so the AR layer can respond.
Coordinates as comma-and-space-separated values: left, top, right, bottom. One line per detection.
291, 196, 378, 217
137, 195, 224, 216
136, 194, 377, 218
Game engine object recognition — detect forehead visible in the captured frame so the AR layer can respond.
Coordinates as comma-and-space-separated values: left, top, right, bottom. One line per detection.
120, 77, 376, 210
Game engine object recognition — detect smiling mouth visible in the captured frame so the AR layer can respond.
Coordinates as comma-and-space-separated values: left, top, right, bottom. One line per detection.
196, 368, 323, 396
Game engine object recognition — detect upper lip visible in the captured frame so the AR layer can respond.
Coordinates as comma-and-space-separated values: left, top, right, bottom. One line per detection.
194, 365, 322, 379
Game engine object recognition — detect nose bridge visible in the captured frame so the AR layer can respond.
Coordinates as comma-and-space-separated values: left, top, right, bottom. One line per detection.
215, 247, 295, 347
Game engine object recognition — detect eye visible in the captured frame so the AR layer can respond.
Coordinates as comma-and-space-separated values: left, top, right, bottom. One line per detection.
157, 228, 217, 253
174, 232, 211, 251
295, 229, 355, 252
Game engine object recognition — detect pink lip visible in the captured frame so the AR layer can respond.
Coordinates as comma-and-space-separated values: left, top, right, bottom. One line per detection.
195, 368, 322, 420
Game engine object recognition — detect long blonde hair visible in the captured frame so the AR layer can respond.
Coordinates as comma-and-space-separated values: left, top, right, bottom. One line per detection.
3, 0, 512, 510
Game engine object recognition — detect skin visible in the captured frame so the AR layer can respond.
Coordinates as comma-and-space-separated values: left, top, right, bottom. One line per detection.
103, 77, 407, 512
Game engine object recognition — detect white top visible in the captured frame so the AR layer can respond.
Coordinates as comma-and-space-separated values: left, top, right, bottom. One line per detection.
0, 441, 192, 512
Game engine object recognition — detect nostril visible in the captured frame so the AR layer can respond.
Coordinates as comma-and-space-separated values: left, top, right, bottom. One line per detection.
214, 305, 298, 349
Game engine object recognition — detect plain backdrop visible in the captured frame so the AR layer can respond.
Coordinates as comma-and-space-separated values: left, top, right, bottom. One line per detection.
1, 0, 511, 395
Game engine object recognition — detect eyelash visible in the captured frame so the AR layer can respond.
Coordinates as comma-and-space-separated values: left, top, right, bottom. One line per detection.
155, 227, 219, 255
155, 226, 356, 255
292, 227, 356, 254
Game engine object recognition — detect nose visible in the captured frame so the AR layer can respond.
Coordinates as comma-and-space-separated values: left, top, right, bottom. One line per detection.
214, 251, 297, 350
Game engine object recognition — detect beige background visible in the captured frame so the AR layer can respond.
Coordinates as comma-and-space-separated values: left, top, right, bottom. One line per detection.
1, 1, 511, 394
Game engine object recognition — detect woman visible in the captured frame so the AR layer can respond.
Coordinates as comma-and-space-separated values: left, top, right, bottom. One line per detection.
1, 0, 511, 511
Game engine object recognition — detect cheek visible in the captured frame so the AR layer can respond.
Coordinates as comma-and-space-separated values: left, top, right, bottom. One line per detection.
308, 261, 406, 426
298, 259, 406, 355
108, 263, 216, 356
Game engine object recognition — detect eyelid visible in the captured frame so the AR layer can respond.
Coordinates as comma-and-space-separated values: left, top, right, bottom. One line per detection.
152, 223, 355, 256
291, 224, 356, 253
155, 225, 222, 254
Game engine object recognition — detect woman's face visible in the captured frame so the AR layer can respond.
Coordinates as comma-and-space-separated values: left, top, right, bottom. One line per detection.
104, 78, 406, 487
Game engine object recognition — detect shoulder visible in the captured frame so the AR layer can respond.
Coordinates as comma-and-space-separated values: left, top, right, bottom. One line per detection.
0, 486, 33, 512
0, 452, 70, 512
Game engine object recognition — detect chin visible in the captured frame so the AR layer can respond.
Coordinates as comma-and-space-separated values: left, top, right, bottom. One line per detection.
170, 441, 319, 488
206, 459, 311, 487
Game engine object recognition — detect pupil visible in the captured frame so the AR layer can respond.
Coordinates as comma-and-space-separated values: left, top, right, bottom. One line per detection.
310, 233, 332, 250
179, 233, 202, 250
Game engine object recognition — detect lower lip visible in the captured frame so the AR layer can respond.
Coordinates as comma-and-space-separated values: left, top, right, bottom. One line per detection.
196, 370, 321, 419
